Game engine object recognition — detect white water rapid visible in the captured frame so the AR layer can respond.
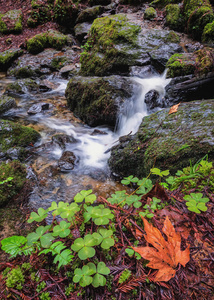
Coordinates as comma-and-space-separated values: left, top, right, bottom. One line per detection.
35, 71, 171, 171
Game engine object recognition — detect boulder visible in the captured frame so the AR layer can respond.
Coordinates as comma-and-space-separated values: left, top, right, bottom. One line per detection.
80, 14, 182, 76
58, 151, 77, 172
0, 119, 40, 160
74, 22, 92, 42
0, 48, 23, 71
27, 103, 50, 115
65, 75, 141, 127
0, 10, 22, 34
26, 30, 69, 54
5, 79, 41, 95
109, 100, 214, 178
76, 6, 104, 23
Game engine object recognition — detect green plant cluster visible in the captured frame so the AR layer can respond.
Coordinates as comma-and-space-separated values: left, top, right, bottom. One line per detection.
0, 156, 212, 295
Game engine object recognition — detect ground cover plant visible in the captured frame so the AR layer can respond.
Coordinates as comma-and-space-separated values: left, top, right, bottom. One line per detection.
0, 157, 214, 299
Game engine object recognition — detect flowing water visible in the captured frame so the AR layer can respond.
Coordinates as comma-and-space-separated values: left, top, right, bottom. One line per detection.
0, 72, 170, 209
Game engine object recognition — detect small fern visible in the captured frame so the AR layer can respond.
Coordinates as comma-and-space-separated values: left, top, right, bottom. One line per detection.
118, 269, 132, 284
39, 241, 73, 268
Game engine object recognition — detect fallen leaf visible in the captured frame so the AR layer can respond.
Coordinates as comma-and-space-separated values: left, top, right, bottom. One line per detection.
169, 103, 180, 114
132, 216, 190, 282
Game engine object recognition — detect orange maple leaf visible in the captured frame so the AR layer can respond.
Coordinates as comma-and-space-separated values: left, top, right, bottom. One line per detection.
168, 103, 180, 114
132, 216, 190, 282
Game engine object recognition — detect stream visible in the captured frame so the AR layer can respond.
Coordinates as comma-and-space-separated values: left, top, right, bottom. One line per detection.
0, 72, 170, 210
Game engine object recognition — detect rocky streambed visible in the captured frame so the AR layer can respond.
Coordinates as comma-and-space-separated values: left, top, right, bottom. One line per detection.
0, 1, 214, 212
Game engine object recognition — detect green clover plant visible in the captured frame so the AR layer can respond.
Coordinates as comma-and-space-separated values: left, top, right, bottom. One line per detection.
71, 234, 97, 260
184, 193, 209, 213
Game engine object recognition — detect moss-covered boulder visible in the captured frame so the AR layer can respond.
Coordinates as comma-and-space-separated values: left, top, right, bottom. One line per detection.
165, 4, 184, 31
80, 14, 141, 76
26, 30, 68, 54
0, 161, 27, 207
0, 96, 16, 115
0, 10, 22, 34
166, 48, 214, 77
0, 120, 40, 160
144, 7, 157, 20
202, 20, 214, 42
187, 6, 214, 40
80, 14, 182, 76
109, 100, 214, 178
27, 0, 52, 27
65, 76, 141, 127
76, 6, 104, 23
0, 49, 23, 72
150, 0, 180, 8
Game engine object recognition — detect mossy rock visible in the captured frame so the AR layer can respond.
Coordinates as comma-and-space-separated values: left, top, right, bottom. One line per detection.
0, 161, 27, 207
26, 30, 68, 54
76, 6, 104, 23
165, 4, 184, 31
202, 20, 214, 42
0, 96, 16, 115
144, 7, 157, 20
0, 10, 22, 34
0, 49, 23, 72
187, 6, 214, 40
166, 48, 214, 77
183, 0, 211, 20
109, 100, 214, 178
53, 0, 78, 27
65, 76, 140, 127
150, 0, 180, 8
80, 14, 141, 76
5, 79, 40, 94
0, 120, 40, 154
89, 0, 111, 6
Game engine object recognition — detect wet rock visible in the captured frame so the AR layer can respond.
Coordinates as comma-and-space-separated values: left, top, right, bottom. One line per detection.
109, 100, 214, 178
59, 64, 77, 78
76, 6, 104, 23
0, 95, 16, 115
129, 65, 158, 78
65, 75, 142, 127
39, 79, 59, 92
52, 134, 78, 149
8, 48, 81, 79
0, 10, 23, 34
6, 147, 26, 160
5, 78, 40, 95
58, 151, 77, 172
27, 103, 50, 115
0, 48, 23, 71
74, 22, 92, 42
0, 119, 40, 159
144, 90, 162, 110
80, 14, 183, 76
89, 0, 111, 6
91, 129, 108, 135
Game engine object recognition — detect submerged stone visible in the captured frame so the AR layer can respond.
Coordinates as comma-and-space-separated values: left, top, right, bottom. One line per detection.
109, 100, 214, 178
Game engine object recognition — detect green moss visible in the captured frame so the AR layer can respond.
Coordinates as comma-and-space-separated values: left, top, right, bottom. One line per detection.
195, 47, 214, 74
166, 53, 196, 77
150, 0, 180, 8
183, 0, 211, 20
165, 4, 184, 31
26, 30, 68, 54
0, 161, 27, 207
0, 120, 40, 153
165, 31, 180, 43
76, 6, 103, 23
187, 6, 214, 40
0, 10, 23, 34
202, 20, 214, 42
0, 49, 23, 71
80, 14, 141, 76
53, 0, 78, 27
144, 7, 157, 20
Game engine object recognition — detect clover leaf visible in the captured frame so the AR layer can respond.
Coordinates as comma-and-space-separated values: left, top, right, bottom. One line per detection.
184, 193, 209, 214
121, 175, 139, 185
27, 207, 48, 223
74, 189, 96, 204
71, 234, 97, 260
92, 262, 110, 288
92, 228, 114, 249
27, 225, 54, 248
73, 264, 96, 287
52, 221, 71, 238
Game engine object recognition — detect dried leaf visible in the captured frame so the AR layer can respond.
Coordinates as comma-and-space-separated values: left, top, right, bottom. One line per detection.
132, 216, 190, 282
169, 103, 180, 114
